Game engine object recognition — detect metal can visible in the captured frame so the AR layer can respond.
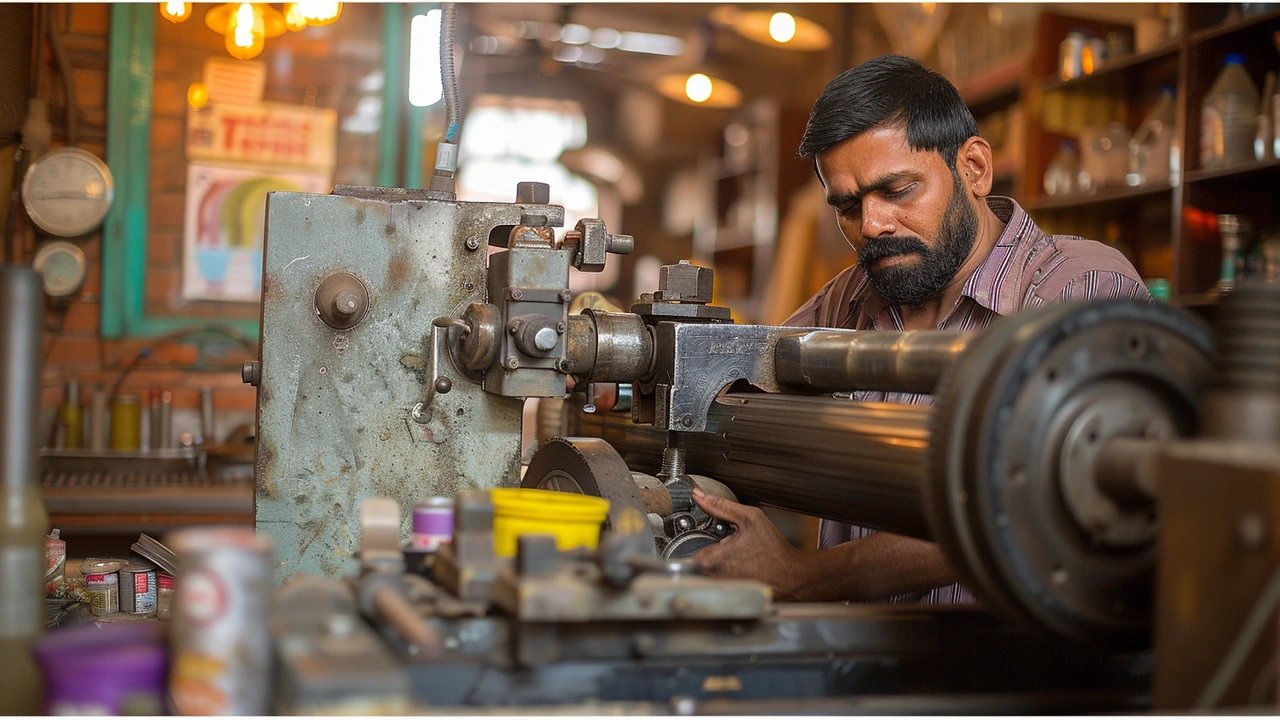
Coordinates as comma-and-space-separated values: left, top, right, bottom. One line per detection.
119, 560, 158, 615
156, 573, 174, 620
167, 527, 274, 716
80, 559, 123, 616
409, 497, 454, 551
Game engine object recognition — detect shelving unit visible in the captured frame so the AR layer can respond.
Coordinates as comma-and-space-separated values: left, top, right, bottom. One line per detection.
692, 98, 779, 323
1014, 7, 1280, 304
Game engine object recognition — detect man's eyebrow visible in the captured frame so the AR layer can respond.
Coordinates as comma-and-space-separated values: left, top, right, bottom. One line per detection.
826, 170, 920, 207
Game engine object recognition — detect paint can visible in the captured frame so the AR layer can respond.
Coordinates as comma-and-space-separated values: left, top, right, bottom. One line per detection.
409, 497, 454, 551
168, 527, 274, 715
79, 559, 123, 616
119, 560, 158, 615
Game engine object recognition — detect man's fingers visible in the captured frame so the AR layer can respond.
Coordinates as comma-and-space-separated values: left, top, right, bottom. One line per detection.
692, 487, 755, 525
692, 539, 728, 576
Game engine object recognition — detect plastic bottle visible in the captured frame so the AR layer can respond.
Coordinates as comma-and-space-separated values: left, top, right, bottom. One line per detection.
1128, 88, 1176, 186
1043, 140, 1079, 195
1201, 53, 1260, 170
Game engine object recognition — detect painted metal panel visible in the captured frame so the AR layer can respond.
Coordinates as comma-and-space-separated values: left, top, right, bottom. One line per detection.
255, 190, 531, 581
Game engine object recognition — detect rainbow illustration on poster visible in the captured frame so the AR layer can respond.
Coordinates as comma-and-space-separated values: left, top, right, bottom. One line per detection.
182, 163, 329, 302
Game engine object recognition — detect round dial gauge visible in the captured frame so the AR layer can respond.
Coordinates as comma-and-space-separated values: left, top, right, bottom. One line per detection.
22, 148, 114, 237
32, 241, 88, 298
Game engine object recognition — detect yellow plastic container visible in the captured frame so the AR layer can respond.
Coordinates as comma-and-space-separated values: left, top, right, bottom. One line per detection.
489, 488, 610, 557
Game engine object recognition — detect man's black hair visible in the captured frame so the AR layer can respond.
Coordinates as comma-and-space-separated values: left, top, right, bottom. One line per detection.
798, 54, 978, 171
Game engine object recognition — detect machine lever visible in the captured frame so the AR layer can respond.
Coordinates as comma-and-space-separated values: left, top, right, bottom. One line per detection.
413, 317, 470, 423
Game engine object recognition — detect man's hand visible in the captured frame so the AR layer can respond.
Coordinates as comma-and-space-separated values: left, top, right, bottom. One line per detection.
690, 487, 803, 600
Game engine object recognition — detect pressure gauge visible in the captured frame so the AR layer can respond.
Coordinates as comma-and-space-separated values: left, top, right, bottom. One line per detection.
21, 147, 114, 237
32, 241, 88, 298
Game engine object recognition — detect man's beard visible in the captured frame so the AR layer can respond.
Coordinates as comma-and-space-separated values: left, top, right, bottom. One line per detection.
857, 174, 978, 308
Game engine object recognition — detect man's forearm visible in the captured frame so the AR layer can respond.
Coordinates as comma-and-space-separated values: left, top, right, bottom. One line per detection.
776, 533, 959, 602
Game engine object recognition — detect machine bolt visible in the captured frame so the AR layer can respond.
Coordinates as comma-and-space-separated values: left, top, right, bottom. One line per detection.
558, 359, 573, 373
510, 288, 524, 301
411, 402, 431, 424
464, 281, 474, 291
555, 321, 566, 334
559, 289, 572, 302
681, 414, 694, 428
434, 377, 452, 394
516, 181, 551, 205
333, 290, 360, 317
533, 327, 559, 352
506, 357, 520, 370
465, 237, 480, 251
241, 360, 261, 386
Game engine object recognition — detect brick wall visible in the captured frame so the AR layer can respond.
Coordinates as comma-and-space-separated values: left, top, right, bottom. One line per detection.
36, 4, 256, 445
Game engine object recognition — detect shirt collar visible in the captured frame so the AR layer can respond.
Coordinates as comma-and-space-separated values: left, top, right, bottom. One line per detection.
855, 196, 1033, 321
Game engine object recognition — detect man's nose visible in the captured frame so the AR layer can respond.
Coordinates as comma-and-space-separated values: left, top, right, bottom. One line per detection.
860, 196, 897, 239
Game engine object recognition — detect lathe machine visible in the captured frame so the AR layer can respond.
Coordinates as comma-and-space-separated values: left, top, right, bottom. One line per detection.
249, 177, 1280, 713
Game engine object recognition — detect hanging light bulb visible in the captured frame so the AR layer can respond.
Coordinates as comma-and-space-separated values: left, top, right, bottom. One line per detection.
684, 73, 713, 103
187, 81, 210, 109
768, 12, 796, 43
225, 2, 266, 60
159, 1, 192, 23
284, 3, 308, 31
296, 0, 342, 27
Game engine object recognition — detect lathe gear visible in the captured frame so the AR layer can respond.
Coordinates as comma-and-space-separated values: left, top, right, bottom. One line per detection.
522, 437, 656, 551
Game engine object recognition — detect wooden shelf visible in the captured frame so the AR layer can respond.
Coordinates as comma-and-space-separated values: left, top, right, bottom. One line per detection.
992, 156, 1019, 180
1175, 292, 1220, 308
1184, 158, 1280, 184
1190, 8, 1280, 44
955, 56, 1026, 108
1040, 43, 1180, 92
1027, 181, 1173, 212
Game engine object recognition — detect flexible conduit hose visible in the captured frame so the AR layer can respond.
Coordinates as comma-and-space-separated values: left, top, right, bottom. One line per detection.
440, 2, 459, 143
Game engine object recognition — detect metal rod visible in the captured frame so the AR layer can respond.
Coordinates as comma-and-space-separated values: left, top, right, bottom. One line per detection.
1, 268, 42, 492
774, 330, 976, 394
372, 586, 442, 658
1095, 437, 1162, 506
581, 392, 933, 539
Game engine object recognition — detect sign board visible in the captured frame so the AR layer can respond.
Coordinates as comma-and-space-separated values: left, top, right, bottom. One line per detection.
186, 102, 338, 171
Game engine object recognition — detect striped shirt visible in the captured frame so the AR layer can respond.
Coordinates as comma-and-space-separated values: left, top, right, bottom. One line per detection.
783, 196, 1151, 604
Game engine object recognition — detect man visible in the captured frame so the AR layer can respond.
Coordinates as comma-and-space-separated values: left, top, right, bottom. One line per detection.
690, 54, 1150, 604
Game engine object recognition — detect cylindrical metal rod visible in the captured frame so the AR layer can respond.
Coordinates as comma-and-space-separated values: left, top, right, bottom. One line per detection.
573, 309, 653, 383
775, 330, 976, 394
1095, 437, 1162, 506
581, 392, 933, 539
0, 267, 50, 714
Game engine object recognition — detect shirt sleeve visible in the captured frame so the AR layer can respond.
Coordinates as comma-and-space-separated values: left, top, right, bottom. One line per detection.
1028, 269, 1153, 307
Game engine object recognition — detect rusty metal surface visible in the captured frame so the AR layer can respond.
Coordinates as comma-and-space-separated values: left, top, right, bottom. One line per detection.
256, 190, 529, 582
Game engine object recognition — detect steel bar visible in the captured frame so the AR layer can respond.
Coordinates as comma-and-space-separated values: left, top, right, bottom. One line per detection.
581, 391, 933, 538
775, 329, 975, 394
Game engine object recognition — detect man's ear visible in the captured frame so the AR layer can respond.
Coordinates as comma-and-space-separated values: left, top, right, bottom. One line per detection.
955, 136, 994, 197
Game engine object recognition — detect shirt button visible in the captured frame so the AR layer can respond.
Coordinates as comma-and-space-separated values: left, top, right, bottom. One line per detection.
1032, 268, 1043, 282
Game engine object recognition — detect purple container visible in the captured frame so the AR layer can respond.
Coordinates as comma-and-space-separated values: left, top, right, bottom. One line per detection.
412, 497, 454, 536
34, 622, 168, 715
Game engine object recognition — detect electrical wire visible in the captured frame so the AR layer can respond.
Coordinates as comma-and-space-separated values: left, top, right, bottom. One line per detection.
1194, 557, 1280, 709
44, 4, 78, 145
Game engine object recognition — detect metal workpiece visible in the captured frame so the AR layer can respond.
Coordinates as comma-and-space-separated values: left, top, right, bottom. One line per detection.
582, 393, 933, 538
775, 329, 975, 394
256, 190, 527, 582
566, 217, 634, 273
570, 309, 654, 382
926, 300, 1215, 649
